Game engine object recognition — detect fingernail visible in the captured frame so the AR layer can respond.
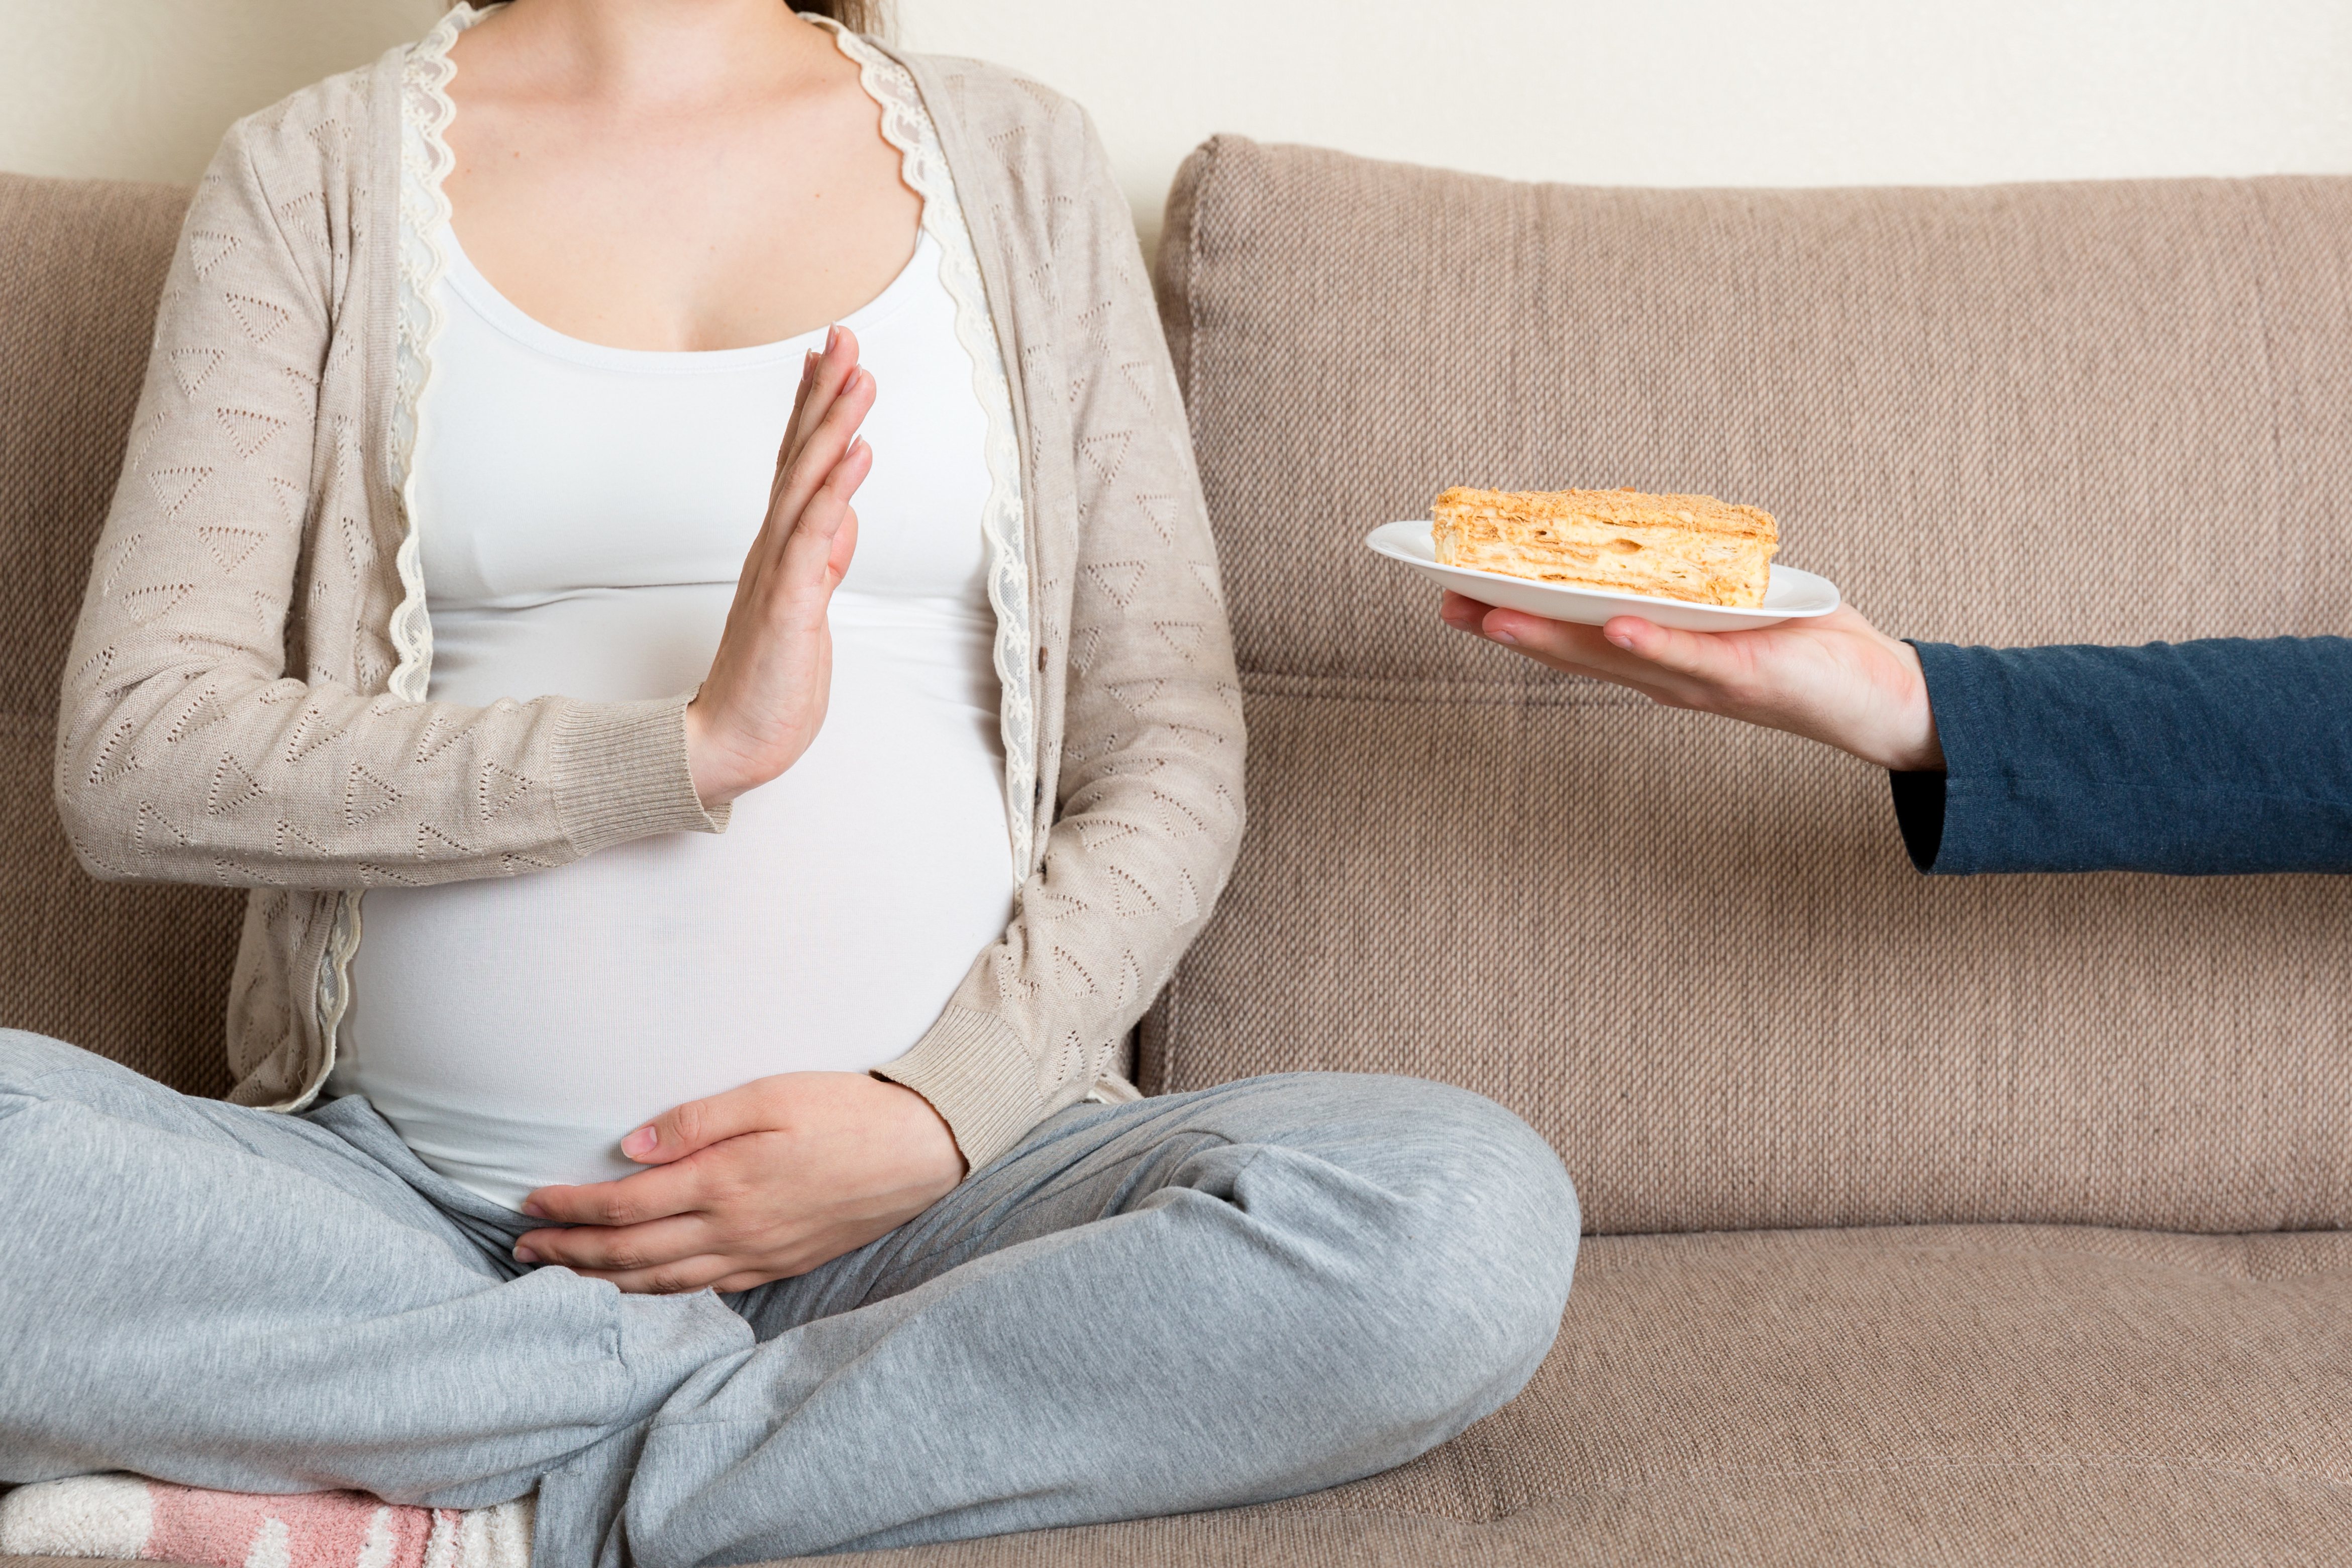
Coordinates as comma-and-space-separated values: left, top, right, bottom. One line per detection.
1490, 628, 1518, 646
1607, 633, 1635, 650
623, 1126, 656, 1159
513, 1245, 539, 1265
825, 324, 839, 353
520, 1200, 545, 1218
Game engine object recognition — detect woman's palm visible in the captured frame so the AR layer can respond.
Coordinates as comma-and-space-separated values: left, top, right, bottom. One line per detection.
686, 330, 875, 806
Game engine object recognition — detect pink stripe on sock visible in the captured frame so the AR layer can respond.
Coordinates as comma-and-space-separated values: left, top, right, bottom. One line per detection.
143, 1482, 439, 1568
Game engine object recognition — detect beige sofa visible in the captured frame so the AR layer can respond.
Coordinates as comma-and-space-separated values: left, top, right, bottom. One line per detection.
4, 133, 2349, 1566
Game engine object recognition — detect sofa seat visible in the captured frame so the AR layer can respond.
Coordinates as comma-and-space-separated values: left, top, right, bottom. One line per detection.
18, 1224, 2337, 1568
799, 1225, 2352, 1565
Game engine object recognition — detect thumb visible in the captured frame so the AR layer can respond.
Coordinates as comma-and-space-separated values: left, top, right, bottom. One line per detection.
1601, 615, 1743, 682
621, 1081, 772, 1164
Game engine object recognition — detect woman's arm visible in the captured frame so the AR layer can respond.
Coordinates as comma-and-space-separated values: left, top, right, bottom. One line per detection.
1444, 594, 2352, 876
57, 114, 868, 890
56, 117, 713, 888
868, 102, 1247, 1171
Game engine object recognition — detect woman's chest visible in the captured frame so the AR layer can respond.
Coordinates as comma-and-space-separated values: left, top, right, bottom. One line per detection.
413, 232, 992, 612
437, 50, 923, 356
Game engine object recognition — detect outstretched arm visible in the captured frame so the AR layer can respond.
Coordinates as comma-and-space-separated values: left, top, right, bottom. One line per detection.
1443, 592, 2352, 876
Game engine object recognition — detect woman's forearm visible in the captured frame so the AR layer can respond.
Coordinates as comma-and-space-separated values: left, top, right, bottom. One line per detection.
55, 120, 722, 889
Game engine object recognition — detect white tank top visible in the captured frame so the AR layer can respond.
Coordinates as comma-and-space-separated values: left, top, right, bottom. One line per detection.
330, 225, 1014, 1210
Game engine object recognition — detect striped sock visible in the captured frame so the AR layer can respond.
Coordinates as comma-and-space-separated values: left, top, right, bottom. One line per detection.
0, 1475, 531, 1567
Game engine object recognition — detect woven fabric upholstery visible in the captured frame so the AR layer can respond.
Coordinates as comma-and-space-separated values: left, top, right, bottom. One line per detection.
9, 1225, 2347, 1566
1144, 137, 2352, 1236
777, 1225, 2352, 1567
38, 1227, 2332, 1568
0, 173, 236, 1098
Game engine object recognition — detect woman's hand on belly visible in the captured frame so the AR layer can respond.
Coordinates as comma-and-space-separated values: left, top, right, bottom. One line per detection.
509, 1069, 967, 1294
686, 327, 877, 809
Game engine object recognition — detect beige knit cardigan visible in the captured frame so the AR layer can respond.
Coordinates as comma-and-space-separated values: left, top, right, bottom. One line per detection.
53, 34, 1245, 1172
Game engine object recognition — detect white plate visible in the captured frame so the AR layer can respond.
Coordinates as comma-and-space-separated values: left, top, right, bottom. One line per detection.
1365, 519, 1842, 633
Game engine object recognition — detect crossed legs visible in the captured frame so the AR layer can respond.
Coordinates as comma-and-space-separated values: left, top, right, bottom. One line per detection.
0, 1031, 1579, 1565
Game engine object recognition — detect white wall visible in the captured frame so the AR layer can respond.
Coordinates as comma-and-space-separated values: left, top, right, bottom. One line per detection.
10, 0, 2352, 259
894, 0, 2352, 255
2, 0, 446, 184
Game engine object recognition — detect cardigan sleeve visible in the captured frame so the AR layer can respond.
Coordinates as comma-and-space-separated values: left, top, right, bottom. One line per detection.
1889, 637, 2352, 875
55, 114, 723, 892
872, 98, 1246, 1169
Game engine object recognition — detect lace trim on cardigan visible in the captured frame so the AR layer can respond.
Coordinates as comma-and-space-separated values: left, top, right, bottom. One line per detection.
389, 3, 494, 705
330, 2, 492, 1102
815, 19, 1039, 882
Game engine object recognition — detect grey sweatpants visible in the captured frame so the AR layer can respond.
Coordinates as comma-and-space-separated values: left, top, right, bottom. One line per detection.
0, 1030, 1579, 1565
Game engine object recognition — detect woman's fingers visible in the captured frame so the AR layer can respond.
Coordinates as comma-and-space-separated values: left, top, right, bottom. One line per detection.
780, 329, 845, 464
773, 325, 864, 486
515, 1210, 710, 1275
680, 440, 869, 806
568, 1252, 742, 1296
619, 1081, 787, 1166
684, 335, 874, 807
1474, 603, 1695, 685
773, 442, 870, 592
774, 349, 819, 478
765, 368, 876, 547
520, 1162, 695, 1230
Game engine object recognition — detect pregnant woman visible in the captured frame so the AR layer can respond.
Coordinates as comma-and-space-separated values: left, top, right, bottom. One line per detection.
0, 3, 1578, 1564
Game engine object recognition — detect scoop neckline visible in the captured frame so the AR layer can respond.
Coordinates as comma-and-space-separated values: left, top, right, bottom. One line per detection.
436, 226, 937, 373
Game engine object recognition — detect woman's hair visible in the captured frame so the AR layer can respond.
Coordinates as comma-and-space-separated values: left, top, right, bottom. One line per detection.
809, 1, 886, 35
450, 2, 886, 36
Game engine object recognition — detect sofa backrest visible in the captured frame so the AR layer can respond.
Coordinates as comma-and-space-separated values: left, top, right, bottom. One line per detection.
1146, 136, 2352, 1235
1, 172, 238, 1097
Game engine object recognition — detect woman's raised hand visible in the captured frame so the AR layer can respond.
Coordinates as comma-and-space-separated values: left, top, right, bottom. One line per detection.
684, 326, 877, 807
1441, 593, 1946, 772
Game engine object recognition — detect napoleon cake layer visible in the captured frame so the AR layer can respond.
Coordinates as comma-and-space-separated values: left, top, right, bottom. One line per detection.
1432, 486, 1780, 609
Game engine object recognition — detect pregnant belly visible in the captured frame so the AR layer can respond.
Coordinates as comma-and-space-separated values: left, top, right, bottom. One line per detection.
335, 615, 1012, 1212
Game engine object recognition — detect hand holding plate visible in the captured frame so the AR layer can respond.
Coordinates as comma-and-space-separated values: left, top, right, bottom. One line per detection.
1442, 593, 1944, 773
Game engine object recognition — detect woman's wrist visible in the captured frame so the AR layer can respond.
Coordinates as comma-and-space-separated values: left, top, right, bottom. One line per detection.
683, 698, 754, 809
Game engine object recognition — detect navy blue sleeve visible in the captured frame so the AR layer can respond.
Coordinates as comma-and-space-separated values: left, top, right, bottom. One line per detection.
1888, 637, 2352, 875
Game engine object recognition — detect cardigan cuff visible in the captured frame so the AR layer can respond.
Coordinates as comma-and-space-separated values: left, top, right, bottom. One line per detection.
549, 695, 729, 859
876, 1005, 1051, 1174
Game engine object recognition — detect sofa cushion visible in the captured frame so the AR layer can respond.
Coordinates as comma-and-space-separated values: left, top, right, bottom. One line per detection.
8, 1226, 2342, 1568
1144, 136, 2352, 1234
0, 173, 237, 1097
797, 1225, 2352, 1566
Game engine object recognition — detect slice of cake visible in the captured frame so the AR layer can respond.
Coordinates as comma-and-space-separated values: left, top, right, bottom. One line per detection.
1431, 486, 1779, 609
